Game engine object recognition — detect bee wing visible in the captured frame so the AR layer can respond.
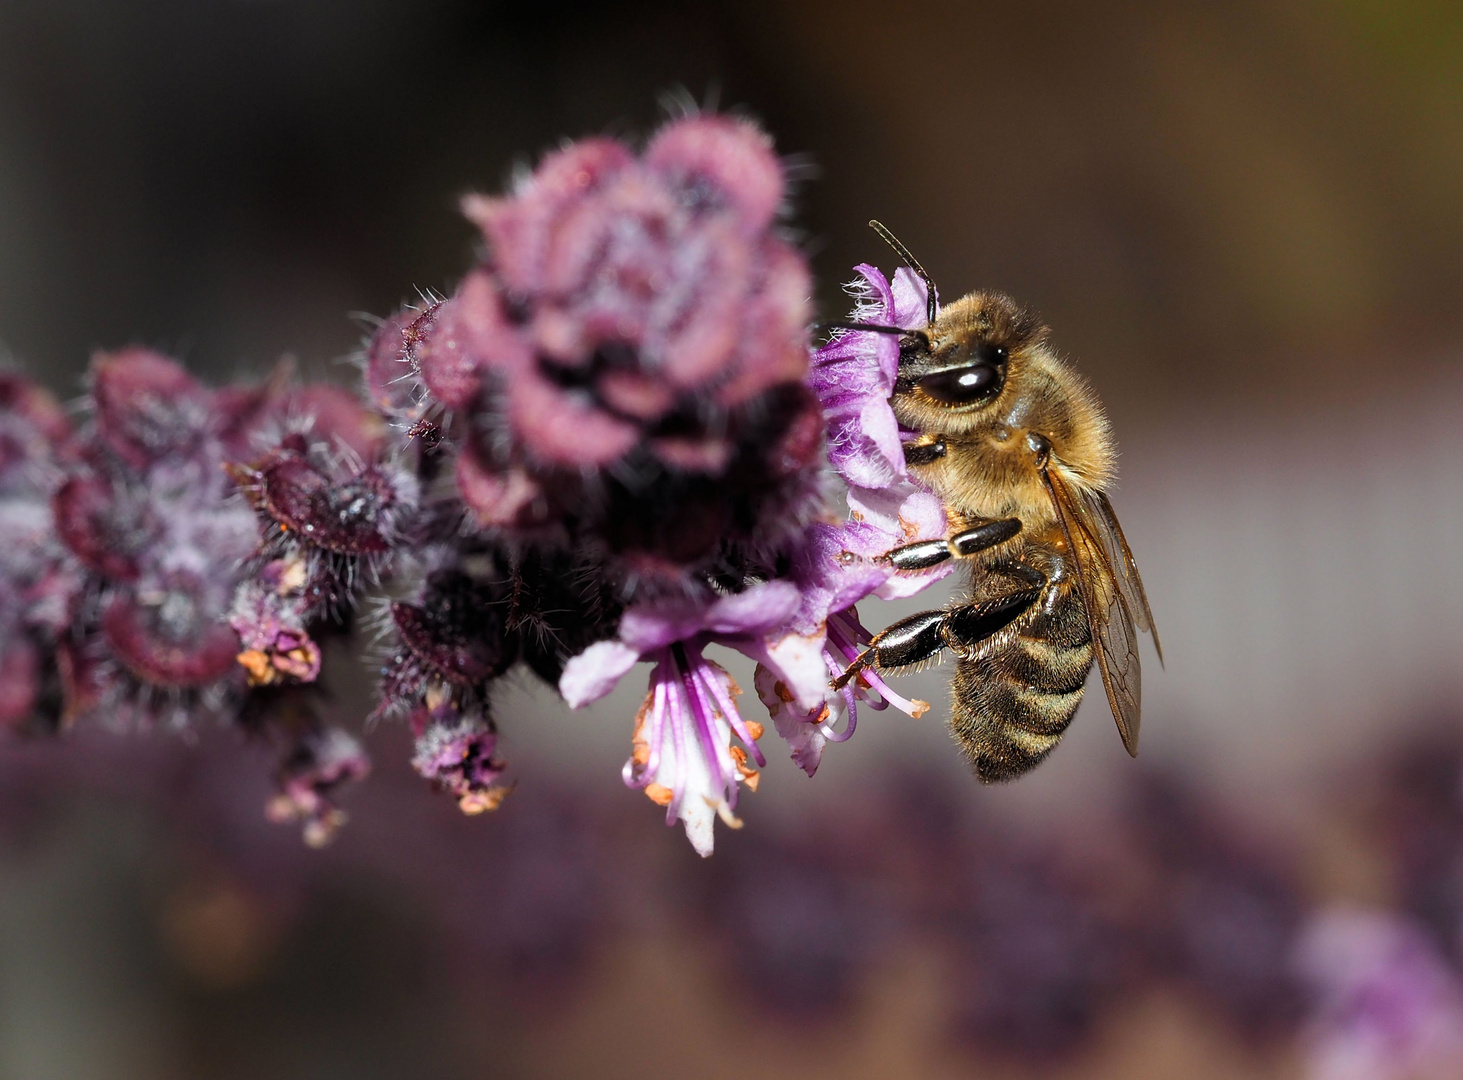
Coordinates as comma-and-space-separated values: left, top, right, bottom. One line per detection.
1040, 467, 1145, 757
1083, 489, 1162, 664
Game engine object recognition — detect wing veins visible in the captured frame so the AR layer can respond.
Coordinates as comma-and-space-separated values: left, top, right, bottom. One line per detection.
1092, 490, 1162, 663
1039, 465, 1142, 757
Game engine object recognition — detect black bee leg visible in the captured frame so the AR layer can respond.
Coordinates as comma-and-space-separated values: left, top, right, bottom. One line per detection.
831, 577, 1045, 691
901, 437, 946, 467
879, 518, 1023, 571
942, 587, 1044, 657
831, 610, 946, 690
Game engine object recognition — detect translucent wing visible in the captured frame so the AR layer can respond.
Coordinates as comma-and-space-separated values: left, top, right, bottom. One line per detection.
1081, 489, 1162, 663
1039, 466, 1151, 757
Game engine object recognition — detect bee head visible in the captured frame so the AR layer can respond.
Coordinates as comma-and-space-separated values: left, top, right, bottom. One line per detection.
895, 292, 1045, 413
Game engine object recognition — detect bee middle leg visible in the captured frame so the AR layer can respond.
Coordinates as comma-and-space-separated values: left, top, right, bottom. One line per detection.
879, 518, 1023, 571
831, 581, 1044, 691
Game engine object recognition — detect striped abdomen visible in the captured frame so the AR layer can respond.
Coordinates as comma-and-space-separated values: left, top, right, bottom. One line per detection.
948, 549, 1094, 782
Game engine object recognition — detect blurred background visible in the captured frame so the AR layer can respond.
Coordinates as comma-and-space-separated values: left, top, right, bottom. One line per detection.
3, 0, 1463, 1076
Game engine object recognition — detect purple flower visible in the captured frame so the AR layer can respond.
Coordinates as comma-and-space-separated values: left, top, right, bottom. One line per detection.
750, 264, 958, 775
803, 263, 955, 601
755, 606, 931, 777
0, 118, 1065, 854
0, 372, 74, 728
808, 264, 927, 489
398, 114, 826, 588
803, 263, 955, 599
409, 695, 511, 815
53, 350, 260, 727
559, 580, 826, 855
265, 723, 372, 848
1295, 907, 1463, 1080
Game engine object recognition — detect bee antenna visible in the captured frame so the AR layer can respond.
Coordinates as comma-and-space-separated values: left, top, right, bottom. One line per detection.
813, 320, 931, 349
869, 219, 939, 325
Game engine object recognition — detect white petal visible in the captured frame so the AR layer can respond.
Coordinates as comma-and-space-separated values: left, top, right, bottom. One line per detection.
754, 663, 827, 778
681, 798, 718, 857
749, 628, 830, 713
558, 639, 642, 708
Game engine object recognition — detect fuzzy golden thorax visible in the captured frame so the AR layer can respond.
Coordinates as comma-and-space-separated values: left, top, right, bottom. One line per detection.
890, 291, 1115, 528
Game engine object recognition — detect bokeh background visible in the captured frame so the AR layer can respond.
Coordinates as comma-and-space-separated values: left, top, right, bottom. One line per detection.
3, 1, 1463, 1077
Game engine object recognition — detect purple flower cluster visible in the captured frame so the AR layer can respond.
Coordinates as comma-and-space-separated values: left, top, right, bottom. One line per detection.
0, 374, 75, 728
419, 115, 823, 577
557, 260, 961, 853
50, 349, 261, 728
0, 113, 963, 854
1296, 908, 1463, 1080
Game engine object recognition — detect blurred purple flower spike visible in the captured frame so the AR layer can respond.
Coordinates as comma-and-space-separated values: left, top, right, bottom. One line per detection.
1295, 907, 1463, 1080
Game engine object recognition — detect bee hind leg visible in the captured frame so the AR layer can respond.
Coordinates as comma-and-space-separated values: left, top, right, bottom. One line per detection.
879, 518, 1023, 571
831, 581, 1045, 692
831, 610, 946, 690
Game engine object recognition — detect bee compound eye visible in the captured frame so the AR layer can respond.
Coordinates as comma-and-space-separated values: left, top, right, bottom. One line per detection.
916, 363, 1003, 405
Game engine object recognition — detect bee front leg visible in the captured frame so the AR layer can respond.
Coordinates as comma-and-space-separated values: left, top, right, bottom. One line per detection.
879, 518, 1023, 571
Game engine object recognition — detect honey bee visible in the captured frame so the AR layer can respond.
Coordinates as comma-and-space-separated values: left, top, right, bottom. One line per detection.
831, 222, 1161, 781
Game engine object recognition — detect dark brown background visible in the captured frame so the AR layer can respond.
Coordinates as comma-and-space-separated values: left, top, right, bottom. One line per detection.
6, 0, 1461, 419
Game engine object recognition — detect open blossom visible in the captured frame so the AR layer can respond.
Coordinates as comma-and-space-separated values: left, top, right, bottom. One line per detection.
560, 580, 825, 855
804, 262, 955, 599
